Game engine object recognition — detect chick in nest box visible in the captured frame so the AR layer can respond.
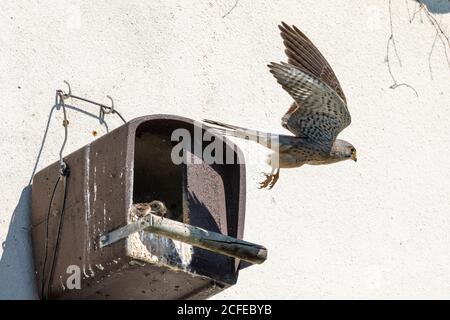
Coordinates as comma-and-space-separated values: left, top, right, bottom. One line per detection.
133, 201, 172, 219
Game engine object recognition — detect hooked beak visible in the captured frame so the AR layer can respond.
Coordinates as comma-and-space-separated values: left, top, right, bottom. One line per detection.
351, 151, 357, 162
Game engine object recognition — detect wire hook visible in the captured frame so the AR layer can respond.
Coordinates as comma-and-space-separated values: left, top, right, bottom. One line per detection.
62, 80, 72, 98
103, 95, 114, 114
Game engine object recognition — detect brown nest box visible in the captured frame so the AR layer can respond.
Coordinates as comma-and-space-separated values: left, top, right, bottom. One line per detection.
31, 115, 266, 300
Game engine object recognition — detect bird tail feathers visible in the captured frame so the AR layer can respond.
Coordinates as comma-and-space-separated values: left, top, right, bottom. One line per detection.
202, 119, 279, 150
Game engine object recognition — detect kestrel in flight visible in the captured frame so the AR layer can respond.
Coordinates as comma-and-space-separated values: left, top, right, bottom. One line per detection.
204, 22, 356, 189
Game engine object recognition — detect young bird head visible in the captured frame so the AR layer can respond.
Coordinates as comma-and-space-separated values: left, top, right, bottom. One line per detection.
330, 139, 357, 162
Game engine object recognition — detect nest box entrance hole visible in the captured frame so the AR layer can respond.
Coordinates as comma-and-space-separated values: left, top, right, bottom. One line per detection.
133, 120, 185, 222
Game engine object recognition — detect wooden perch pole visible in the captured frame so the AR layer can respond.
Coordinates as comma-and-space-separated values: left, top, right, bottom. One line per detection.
99, 208, 267, 265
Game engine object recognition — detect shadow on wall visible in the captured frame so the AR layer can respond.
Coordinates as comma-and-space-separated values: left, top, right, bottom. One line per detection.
0, 100, 111, 299
0, 186, 39, 299
420, 0, 450, 13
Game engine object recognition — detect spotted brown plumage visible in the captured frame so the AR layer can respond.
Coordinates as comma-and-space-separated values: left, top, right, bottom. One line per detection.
203, 22, 357, 189
268, 62, 351, 150
278, 22, 347, 103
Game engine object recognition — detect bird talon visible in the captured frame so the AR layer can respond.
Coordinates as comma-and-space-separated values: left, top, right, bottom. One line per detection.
258, 168, 280, 189
259, 173, 274, 189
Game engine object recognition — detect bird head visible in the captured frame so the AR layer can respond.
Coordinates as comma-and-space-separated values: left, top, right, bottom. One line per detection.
350, 147, 357, 162
349, 147, 357, 162
331, 140, 357, 162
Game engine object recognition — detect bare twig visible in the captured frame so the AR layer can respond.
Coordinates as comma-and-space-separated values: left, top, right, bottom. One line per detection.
428, 29, 439, 79
440, 35, 450, 69
222, 0, 239, 19
409, 2, 423, 23
386, 0, 419, 96
405, 0, 411, 19
418, 1, 450, 70
386, 36, 419, 96
416, 1, 450, 47
409, 1, 450, 74
389, 0, 403, 67
405, 0, 420, 23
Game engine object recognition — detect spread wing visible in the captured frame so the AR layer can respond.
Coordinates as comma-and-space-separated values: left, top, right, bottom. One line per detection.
268, 62, 351, 149
279, 22, 346, 102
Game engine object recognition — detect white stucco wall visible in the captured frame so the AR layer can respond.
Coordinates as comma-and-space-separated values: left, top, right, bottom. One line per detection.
1, 0, 449, 299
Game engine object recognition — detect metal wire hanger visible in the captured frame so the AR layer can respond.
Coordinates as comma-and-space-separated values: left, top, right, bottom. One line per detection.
55, 80, 126, 174
41, 81, 127, 299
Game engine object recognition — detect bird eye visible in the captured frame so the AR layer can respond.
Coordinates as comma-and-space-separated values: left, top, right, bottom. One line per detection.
349, 148, 355, 157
